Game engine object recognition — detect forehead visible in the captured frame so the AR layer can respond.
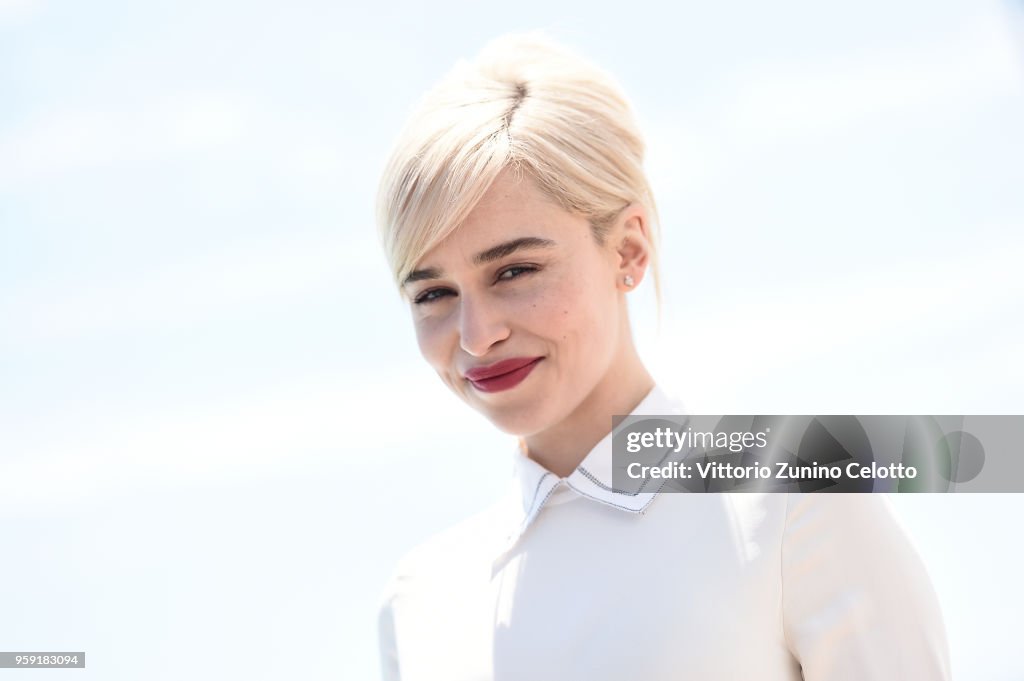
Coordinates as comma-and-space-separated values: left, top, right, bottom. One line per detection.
420, 169, 589, 264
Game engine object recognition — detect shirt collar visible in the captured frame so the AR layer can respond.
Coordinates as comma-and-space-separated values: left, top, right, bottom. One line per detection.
503, 383, 686, 547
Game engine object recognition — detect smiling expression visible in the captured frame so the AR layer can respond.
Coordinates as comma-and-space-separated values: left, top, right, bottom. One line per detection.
403, 167, 635, 437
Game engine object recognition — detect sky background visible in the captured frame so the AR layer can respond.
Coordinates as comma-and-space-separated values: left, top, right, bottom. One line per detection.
2, 0, 1023, 679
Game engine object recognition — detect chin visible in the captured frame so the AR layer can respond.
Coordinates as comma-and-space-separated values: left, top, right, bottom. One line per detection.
475, 401, 552, 438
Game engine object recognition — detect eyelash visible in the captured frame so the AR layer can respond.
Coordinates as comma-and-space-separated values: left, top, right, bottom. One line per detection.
413, 265, 539, 305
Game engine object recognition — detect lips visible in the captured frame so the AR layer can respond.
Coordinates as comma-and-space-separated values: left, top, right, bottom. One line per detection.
464, 356, 543, 393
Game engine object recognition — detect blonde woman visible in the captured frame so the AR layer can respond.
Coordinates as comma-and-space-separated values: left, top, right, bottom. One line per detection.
374, 32, 951, 681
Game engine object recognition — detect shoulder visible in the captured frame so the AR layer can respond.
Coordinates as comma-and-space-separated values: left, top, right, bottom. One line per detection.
780, 491, 935, 585
780, 492, 951, 679
781, 491, 913, 550
376, 491, 514, 678
378, 489, 515, 604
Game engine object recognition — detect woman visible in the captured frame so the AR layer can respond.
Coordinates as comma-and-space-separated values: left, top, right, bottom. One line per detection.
374, 32, 951, 681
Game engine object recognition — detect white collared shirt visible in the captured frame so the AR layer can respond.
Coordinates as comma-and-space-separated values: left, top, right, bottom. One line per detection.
377, 385, 951, 680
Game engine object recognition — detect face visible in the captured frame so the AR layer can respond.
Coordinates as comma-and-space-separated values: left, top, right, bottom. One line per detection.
403, 168, 641, 437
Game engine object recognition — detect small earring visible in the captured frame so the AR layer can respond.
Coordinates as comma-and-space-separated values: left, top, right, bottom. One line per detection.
623, 275, 635, 288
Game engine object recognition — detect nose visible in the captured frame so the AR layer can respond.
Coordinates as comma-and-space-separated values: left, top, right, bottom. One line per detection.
458, 293, 510, 357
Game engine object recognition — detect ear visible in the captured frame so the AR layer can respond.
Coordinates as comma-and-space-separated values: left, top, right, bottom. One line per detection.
614, 203, 651, 291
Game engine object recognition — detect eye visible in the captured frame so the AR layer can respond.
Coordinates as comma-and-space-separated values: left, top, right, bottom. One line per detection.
413, 287, 455, 305
497, 265, 538, 281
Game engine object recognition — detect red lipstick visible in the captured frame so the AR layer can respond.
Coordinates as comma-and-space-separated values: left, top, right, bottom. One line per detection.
464, 356, 543, 393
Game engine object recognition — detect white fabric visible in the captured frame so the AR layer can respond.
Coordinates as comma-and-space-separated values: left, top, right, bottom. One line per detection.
378, 385, 952, 680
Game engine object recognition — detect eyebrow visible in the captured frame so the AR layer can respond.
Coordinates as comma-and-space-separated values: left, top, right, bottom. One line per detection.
402, 236, 556, 286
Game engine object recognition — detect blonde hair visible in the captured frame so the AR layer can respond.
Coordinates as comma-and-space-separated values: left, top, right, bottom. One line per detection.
375, 31, 662, 304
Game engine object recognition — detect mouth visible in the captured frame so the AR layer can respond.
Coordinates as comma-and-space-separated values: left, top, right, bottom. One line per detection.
464, 356, 544, 393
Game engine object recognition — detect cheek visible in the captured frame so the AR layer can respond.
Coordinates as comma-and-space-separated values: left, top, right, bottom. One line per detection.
528, 272, 606, 343
414, 316, 452, 369
541, 267, 618, 365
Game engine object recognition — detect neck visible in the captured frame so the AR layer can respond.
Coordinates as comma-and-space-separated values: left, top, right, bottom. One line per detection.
523, 340, 654, 478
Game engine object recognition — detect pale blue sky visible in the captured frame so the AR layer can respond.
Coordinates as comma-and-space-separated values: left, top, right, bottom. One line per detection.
1, 0, 1023, 679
